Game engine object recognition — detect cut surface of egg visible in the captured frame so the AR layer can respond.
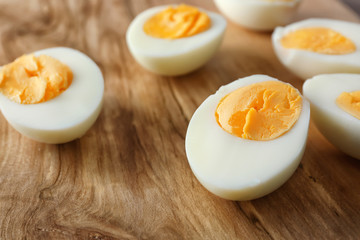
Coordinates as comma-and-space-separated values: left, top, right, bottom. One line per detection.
185, 75, 310, 200
0, 47, 104, 144
272, 18, 360, 79
213, 0, 301, 31
303, 73, 360, 160
0, 54, 73, 104
126, 4, 226, 76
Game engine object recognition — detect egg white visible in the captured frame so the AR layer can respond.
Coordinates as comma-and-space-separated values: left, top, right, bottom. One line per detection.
303, 73, 360, 160
0, 47, 104, 144
213, 0, 301, 31
185, 75, 310, 201
126, 5, 227, 76
272, 18, 360, 79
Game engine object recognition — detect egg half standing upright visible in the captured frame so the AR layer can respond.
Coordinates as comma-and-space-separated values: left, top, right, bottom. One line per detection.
185, 75, 310, 200
0, 47, 104, 144
303, 73, 360, 160
213, 0, 301, 31
126, 4, 226, 76
272, 18, 360, 79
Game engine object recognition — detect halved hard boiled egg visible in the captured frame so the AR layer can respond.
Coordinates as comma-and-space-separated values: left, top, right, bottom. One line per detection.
303, 73, 360, 160
185, 75, 310, 200
272, 18, 360, 79
213, 0, 301, 31
0, 47, 104, 144
126, 4, 226, 76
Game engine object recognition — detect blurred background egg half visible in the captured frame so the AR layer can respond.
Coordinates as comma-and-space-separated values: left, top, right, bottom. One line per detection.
272, 18, 360, 80
126, 4, 226, 76
213, 0, 301, 31
303, 73, 360, 160
185, 75, 310, 201
0, 47, 104, 144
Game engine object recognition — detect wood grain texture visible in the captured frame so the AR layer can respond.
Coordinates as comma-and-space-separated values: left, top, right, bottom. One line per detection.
0, 0, 359, 239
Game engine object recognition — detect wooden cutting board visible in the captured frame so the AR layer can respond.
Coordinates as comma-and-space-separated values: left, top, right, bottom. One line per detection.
0, 0, 359, 239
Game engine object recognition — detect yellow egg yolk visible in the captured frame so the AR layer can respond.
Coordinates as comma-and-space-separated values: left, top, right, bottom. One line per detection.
336, 90, 360, 119
215, 81, 302, 141
0, 54, 72, 104
143, 4, 211, 39
281, 27, 356, 55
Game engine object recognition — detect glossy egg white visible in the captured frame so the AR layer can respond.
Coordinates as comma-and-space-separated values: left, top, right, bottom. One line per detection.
213, 0, 301, 31
0, 47, 104, 144
272, 18, 360, 79
126, 5, 226, 76
185, 75, 310, 201
303, 73, 360, 160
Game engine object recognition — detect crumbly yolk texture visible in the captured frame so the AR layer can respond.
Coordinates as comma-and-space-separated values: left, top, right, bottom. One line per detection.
281, 27, 356, 55
336, 91, 360, 119
143, 4, 211, 39
215, 81, 302, 141
0, 54, 72, 104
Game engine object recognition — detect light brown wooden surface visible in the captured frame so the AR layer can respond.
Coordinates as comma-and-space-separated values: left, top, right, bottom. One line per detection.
0, 0, 359, 239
